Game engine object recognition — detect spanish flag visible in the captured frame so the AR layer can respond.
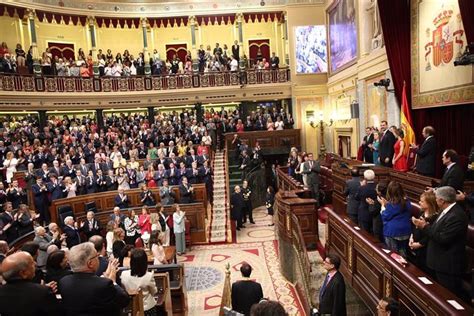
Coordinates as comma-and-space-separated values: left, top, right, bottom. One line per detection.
400, 81, 416, 156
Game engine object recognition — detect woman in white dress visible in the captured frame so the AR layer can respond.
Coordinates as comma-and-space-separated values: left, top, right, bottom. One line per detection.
150, 230, 168, 265
63, 176, 77, 198
3, 152, 18, 184
274, 116, 285, 130
120, 249, 159, 316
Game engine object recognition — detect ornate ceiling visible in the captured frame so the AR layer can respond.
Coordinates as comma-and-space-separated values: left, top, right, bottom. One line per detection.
7, 0, 325, 16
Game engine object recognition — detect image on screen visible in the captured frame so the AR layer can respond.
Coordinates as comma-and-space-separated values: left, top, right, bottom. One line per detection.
295, 25, 328, 74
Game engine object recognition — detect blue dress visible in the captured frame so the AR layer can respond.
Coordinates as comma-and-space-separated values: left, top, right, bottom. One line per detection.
372, 140, 380, 165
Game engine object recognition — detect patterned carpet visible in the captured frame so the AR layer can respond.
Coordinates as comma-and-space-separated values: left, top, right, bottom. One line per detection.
208, 150, 231, 243
182, 207, 306, 316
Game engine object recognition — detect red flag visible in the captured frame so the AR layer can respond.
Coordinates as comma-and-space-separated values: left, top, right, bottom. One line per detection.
400, 82, 416, 155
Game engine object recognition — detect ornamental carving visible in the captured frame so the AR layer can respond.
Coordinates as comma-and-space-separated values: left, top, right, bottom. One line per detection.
22, 76, 35, 91
134, 78, 144, 91
152, 77, 162, 90
64, 78, 75, 92
45, 78, 57, 92
183, 75, 192, 88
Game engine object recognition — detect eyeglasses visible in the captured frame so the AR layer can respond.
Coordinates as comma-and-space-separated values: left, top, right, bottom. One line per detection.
88, 253, 100, 262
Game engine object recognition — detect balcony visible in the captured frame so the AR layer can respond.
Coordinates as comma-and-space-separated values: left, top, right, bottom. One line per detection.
0, 68, 292, 110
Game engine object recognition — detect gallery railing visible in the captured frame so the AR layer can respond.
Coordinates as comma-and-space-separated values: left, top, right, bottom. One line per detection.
0, 68, 290, 93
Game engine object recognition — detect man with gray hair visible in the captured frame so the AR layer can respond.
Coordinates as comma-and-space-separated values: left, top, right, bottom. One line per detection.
412, 186, 468, 298
58, 242, 129, 315
231, 185, 245, 231
63, 216, 81, 249
33, 226, 61, 270
355, 169, 377, 233
0, 252, 62, 315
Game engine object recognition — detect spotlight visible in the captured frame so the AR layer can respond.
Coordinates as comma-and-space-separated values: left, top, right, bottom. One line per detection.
373, 78, 391, 87
260, 1, 265, 6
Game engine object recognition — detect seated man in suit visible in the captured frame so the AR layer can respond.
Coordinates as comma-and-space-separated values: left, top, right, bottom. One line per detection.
140, 184, 156, 206
318, 254, 346, 316
160, 179, 176, 205
231, 263, 263, 316
0, 251, 63, 315
58, 242, 129, 315
114, 188, 129, 209
80, 211, 101, 240
63, 216, 81, 249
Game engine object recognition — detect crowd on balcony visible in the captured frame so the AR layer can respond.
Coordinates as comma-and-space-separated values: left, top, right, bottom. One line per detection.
0, 41, 281, 77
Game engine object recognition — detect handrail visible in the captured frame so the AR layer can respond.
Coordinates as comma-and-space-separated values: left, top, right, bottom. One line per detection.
0, 68, 290, 93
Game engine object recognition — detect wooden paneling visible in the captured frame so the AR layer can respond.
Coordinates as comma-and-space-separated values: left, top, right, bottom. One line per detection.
326, 207, 473, 315
224, 129, 301, 151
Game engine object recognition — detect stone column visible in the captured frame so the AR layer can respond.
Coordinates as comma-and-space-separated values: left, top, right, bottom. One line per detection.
27, 9, 41, 76
189, 16, 199, 71
141, 18, 151, 76
282, 13, 289, 66
88, 16, 99, 77
236, 13, 244, 68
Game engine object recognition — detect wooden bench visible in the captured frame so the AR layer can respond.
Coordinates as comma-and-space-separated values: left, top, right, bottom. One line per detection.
149, 264, 187, 316
75, 203, 206, 245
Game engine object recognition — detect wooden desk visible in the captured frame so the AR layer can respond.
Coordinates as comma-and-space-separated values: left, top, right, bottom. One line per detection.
50, 184, 207, 227
224, 129, 301, 150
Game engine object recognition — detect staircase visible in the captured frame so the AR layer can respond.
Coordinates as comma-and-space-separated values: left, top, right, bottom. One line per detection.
228, 149, 242, 190
208, 150, 230, 243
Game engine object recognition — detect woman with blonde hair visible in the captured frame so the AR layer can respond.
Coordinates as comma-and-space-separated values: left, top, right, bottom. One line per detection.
408, 191, 439, 272
150, 212, 160, 232
63, 176, 77, 198
3, 151, 18, 184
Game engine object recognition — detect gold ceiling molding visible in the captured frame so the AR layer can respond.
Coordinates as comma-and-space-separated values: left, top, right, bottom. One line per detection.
4, 0, 323, 17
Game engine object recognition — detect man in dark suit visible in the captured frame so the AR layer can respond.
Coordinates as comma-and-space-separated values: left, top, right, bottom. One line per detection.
179, 176, 194, 204
0, 202, 18, 243
85, 170, 97, 194
0, 252, 62, 315
47, 173, 64, 202
355, 169, 378, 233
343, 168, 361, 224
270, 52, 279, 69
231, 263, 263, 316
412, 186, 468, 298
62, 159, 76, 179
80, 211, 101, 239
89, 235, 108, 277
74, 169, 86, 195
302, 153, 321, 204
63, 216, 81, 249
362, 127, 374, 163
232, 40, 240, 61
114, 189, 129, 209
439, 149, 464, 191
414, 126, 436, 177
379, 121, 396, 167
231, 185, 245, 231
59, 242, 129, 315
32, 177, 50, 223
318, 254, 346, 316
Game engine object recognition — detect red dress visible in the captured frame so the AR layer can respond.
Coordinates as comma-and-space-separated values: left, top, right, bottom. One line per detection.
393, 139, 408, 172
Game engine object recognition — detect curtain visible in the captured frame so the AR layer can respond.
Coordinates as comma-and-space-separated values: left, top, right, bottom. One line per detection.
48, 42, 76, 60
248, 39, 270, 66
412, 103, 474, 177
377, 0, 411, 106
458, 0, 474, 44
165, 44, 188, 63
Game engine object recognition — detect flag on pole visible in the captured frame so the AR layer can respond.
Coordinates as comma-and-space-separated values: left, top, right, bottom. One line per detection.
400, 81, 416, 156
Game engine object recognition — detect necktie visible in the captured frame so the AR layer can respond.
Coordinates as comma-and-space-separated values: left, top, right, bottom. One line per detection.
319, 273, 330, 301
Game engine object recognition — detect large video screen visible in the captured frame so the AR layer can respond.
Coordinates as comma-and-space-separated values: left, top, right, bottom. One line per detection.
295, 25, 328, 74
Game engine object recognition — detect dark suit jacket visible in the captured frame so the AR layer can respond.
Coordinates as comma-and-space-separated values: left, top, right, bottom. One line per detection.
355, 182, 377, 223
440, 163, 464, 191
63, 225, 81, 249
379, 130, 396, 166
114, 194, 129, 209
80, 219, 101, 239
231, 280, 263, 316
343, 177, 361, 216
48, 181, 64, 201
59, 272, 129, 316
230, 192, 245, 220
319, 271, 347, 316
0, 279, 63, 316
424, 203, 468, 274
179, 184, 193, 203
302, 160, 321, 185
415, 136, 436, 176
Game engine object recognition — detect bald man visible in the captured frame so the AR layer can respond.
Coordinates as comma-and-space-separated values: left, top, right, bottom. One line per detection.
0, 252, 62, 315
